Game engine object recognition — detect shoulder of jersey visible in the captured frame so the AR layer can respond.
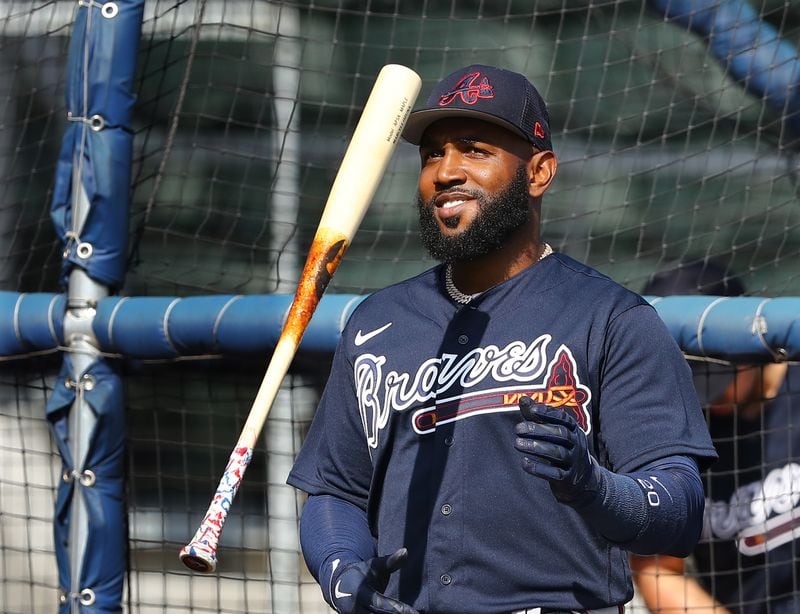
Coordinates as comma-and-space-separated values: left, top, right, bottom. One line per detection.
546, 253, 648, 307
351, 267, 439, 318
345, 267, 439, 347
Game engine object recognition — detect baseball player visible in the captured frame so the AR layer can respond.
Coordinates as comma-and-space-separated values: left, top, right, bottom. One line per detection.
287, 64, 717, 614
632, 263, 800, 614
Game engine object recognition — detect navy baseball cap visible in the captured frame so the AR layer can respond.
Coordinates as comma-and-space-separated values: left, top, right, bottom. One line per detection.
402, 64, 552, 151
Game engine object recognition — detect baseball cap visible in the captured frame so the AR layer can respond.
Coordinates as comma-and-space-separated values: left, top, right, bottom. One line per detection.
402, 64, 552, 151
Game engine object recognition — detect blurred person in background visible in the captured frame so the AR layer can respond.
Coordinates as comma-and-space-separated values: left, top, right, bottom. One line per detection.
631, 261, 798, 614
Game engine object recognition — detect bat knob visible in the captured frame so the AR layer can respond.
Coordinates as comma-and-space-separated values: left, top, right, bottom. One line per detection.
179, 543, 217, 573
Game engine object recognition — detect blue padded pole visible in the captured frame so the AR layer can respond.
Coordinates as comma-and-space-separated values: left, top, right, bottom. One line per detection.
0, 292, 65, 357
644, 295, 800, 362
1, 291, 797, 364
648, 0, 800, 140
45, 0, 144, 611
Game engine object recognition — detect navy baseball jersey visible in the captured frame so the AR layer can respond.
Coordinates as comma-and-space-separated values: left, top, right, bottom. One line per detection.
288, 253, 716, 613
694, 366, 800, 614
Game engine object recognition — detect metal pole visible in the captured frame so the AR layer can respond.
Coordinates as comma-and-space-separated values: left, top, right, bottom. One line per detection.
267, 6, 309, 612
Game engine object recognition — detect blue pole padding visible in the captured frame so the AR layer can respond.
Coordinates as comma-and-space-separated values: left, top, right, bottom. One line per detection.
648, 0, 800, 137
91, 293, 369, 358
49, 0, 145, 290
2, 291, 798, 362
0, 291, 65, 356
644, 295, 797, 362
50, 126, 134, 289
47, 356, 126, 614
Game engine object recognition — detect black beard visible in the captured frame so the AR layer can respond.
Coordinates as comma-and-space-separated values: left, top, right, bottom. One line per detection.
417, 165, 531, 263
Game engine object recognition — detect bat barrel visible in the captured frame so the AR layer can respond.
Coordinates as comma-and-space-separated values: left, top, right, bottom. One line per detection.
316, 63, 421, 238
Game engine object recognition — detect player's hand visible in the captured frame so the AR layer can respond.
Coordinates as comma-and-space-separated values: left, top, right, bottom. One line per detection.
330, 547, 419, 614
514, 396, 601, 506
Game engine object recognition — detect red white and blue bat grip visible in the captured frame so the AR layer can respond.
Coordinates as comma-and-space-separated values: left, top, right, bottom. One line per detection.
179, 331, 304, 573
179, 445, 253, 572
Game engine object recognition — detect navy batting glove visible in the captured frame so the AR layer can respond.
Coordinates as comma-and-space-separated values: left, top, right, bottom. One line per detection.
514, 396, 602, 506
329, 547, 419, 614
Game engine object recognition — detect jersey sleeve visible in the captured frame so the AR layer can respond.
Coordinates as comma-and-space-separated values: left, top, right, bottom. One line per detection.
597, 303, 718, 473
287, 338, 374, 511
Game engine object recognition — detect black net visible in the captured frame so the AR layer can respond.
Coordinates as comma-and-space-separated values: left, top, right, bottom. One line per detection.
3, 1, 800, 612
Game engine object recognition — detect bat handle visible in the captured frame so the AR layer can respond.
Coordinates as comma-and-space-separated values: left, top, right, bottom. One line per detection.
179, 445, 254, 572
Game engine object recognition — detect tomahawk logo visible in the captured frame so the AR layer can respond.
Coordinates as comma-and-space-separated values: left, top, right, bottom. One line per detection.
354, 335, 592, 448
438, 71, 494, 106
412, 346, 591, 436
499, 349, 591, 430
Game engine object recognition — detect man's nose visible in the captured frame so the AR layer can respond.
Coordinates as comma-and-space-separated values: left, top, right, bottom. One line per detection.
435, 148, 466, 185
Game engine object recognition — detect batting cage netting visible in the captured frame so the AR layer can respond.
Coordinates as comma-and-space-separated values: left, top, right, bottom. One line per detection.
2, 1, 800, 612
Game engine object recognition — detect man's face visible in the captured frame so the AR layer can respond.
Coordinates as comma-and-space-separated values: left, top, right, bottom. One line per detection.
415, 118, 534, 262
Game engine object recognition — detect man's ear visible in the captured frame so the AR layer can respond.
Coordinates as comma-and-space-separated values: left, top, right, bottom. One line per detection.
528, 150, 557, 198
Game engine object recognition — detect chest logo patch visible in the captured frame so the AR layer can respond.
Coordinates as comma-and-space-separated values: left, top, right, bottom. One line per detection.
411, 346, 591, 436
354, 334, 592, 448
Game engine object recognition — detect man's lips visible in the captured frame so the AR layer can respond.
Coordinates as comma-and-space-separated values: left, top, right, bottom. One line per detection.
434, 193, 475, 219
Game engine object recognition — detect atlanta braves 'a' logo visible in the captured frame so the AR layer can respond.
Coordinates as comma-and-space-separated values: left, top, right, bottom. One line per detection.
438, 71, 494, 106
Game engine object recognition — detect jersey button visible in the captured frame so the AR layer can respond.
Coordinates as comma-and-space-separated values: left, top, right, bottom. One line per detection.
440, 573, 452, 585
440, 503, 452, 516
457, 335, 468, 345
444, 435, 454, 446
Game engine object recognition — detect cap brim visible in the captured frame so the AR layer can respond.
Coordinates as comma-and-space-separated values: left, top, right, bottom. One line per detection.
401, 108, 531, 145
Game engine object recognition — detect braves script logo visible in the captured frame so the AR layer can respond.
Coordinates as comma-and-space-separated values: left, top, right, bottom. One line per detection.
354, 334, 591, 449
438, 71, 494, 106
704, 462, 800, 556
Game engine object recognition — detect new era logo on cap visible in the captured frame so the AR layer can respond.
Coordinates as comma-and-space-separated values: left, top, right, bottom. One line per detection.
402, 64, 552, 152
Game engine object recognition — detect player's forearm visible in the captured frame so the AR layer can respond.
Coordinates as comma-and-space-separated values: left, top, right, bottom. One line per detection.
299, 494, 376, 604
575, 455, 705, 556
633, 562, 730, 613
637, 575, 730, 613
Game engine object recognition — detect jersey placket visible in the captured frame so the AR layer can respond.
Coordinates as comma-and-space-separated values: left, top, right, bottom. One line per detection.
426, 303, 485, 611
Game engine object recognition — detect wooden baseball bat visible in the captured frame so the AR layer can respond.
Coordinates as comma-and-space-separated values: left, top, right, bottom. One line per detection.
179, 64, 421, 573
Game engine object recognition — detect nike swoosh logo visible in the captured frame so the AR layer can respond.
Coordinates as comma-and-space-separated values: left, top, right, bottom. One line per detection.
354, 322, 393, 346
334, 580, 352, 599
